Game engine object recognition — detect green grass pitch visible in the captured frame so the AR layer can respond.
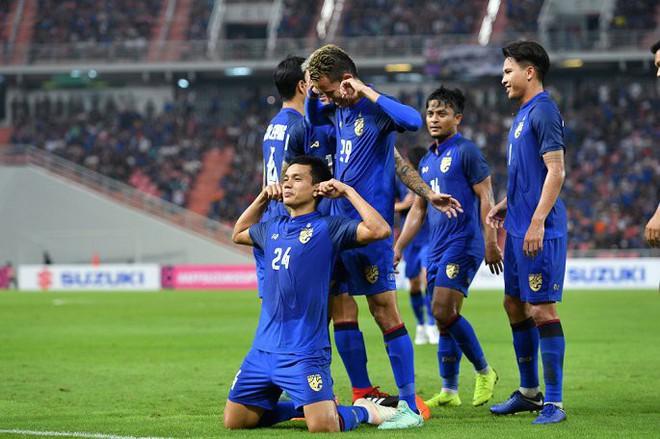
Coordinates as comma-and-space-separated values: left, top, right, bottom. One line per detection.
1, 289, 659, 438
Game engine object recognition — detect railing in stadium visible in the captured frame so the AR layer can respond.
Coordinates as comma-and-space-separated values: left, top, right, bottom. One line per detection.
0, 145, 246, 253
5, 30, 653, 65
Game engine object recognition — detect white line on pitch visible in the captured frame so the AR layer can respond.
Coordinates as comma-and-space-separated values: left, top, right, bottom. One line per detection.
0, 430, 174, 439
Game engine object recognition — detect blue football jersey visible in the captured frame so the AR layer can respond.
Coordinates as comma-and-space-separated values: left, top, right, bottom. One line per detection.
419, 133, 490, 261
505, 92, 567, 239
248, 211, 361, 353
285, 117, 337, 175
261, 108, 303, 221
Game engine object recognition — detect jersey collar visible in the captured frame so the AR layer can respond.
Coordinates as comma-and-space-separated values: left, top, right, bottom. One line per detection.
430, 132, 462, 156
286, 211, 321, 233
521, 91, 548, 111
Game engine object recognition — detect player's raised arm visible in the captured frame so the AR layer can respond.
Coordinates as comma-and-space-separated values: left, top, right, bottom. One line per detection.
317, 179, 390, 244
305, 87, 335, 126
232, 184, 283, 246
393, 194, 427, 270
394, 148, 463, 218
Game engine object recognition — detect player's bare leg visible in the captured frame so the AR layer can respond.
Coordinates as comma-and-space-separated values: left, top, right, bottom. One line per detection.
223, 400, 265, 429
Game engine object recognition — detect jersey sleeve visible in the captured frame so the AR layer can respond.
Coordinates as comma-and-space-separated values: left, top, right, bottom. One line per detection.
248, 219, 274, 250
460, 141, 490, 186
284, 118, 306, 163
374, 94, 423, 133
305, 96, 335, 127
325, 216, 361, 250
530, 100, 565, 155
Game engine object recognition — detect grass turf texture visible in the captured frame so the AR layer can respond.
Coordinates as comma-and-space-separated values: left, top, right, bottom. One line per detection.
0, 289, 658, 438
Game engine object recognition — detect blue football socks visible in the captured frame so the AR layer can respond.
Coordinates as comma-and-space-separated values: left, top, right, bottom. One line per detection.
334, 322, 372, 389
384, 324, 418, 413
511, 317, 540, 389
538, 319, 565, 403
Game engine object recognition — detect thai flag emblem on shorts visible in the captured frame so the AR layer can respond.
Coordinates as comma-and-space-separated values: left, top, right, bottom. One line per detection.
446, 263, 460, 279
365, 265, 379, 284
529, 273, 543, 292
307, 374, 323, 392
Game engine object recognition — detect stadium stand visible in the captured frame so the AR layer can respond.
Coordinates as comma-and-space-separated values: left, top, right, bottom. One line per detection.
341, 0, 487, 36
277, 0, 321, 39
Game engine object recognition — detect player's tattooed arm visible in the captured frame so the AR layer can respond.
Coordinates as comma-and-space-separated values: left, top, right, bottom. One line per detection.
394, 148, 430, 199
394, 148, 463, 217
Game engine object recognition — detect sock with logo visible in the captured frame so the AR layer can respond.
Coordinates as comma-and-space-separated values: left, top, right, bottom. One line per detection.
337, 405, 368, 431
409, 290, 425, 325
384, 324, 418, 413
334, 322, 372, 389
538, 319, 565, 403
444, 314, 489, 372
257, 402, 303, 427
438, 329, 462, 391
511, 317, 540, 389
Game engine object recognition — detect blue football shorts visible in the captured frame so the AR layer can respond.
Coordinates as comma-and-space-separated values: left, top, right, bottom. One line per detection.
426, 246, 482, 297
403, 243, 428, 279
503, 233, 566, 303
228, 348, 335, 410
341, 239, 397, 296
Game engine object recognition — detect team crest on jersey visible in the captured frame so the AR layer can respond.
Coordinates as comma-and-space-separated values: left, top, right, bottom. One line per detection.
446, 263, 460, 279
299, 224, 314, 244
514, 121, 524, 139
310, 140, 320, 149
441, 156, 452, 173
365, 265, 379, 284
307, 374, 323, 392
529, 273, 543, 292
354, 114, 364, 137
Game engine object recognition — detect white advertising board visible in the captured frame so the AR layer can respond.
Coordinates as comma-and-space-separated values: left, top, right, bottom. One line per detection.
400, 258, 660, 291
18, 264, 161, 291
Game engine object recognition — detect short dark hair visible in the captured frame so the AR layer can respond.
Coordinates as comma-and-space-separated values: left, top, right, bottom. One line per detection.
502, 41, 550, 84
287, 155, 332, 184
426, 85, 465, 115
274, 55, 305, 101
306, 44, 358, 83
651, 40, 660, 54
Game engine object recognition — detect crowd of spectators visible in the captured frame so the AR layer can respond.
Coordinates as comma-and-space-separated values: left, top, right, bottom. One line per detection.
341, 0, 486, 37
31, 0, 162, 61
9, 75, 658, 250
503, 0, 545, 38
277, 0, 321, 39
9, 90, 232, 207
187, 0, 214, 41
610, 0, 657, 30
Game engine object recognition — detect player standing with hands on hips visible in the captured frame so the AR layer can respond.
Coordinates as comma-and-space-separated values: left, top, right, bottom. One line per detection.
488, 41, 568, 424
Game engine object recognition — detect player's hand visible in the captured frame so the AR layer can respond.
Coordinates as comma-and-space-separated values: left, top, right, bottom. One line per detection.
428, 192, 463, 218
340, 77, 367, 100
486, 201, 507, 229
261, 183, 283, 202
644, 209, 660, 248
485, 241, 503, 275
523, 218, 544, 259
392, 247, 403, 273
316, 179, 350, 198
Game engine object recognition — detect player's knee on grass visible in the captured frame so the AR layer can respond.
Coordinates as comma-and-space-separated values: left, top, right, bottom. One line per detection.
223, 400, 261, 430
366, 291, 402, 332
304, 401, 341, 433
